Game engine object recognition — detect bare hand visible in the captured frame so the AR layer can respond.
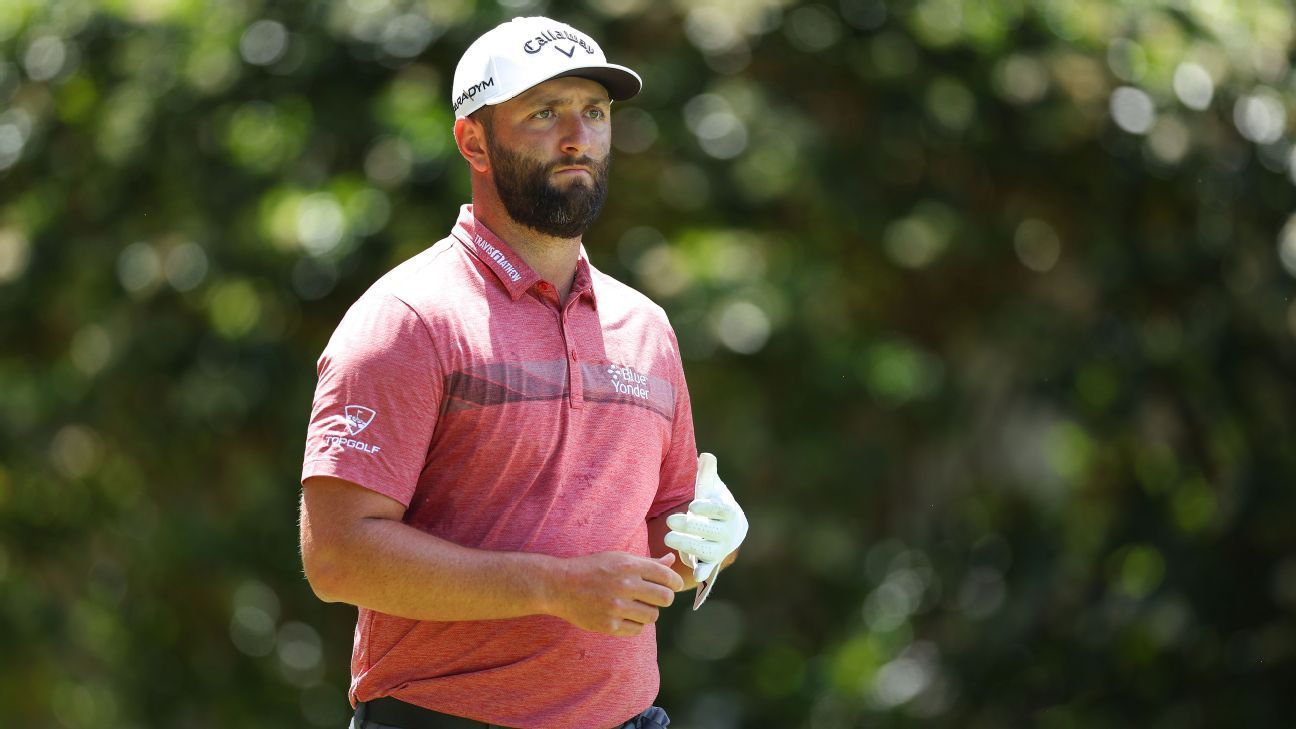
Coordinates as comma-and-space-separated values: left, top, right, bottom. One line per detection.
549, 552, 684, 637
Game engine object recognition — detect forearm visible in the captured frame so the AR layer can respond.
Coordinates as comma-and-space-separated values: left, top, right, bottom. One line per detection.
306, 515, 560, 622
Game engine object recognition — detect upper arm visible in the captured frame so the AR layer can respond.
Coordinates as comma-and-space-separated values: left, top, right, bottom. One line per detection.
650, 326, 698, 519
299, 476, 406, 568
301, 292, 443, 506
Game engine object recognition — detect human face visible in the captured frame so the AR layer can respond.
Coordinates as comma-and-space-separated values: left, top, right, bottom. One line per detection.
485, 77, 613, 239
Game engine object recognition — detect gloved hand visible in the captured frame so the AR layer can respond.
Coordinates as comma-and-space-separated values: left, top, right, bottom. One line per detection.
664, 453, 748, 584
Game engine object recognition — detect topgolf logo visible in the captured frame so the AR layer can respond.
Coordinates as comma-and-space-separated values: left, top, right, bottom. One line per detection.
344, 405, 376, 435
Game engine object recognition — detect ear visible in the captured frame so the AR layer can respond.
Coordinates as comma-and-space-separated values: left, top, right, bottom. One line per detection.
454, 117, 490, 174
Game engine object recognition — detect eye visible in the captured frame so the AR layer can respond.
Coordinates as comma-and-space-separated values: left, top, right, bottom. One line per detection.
587, 108, 608, 120
532, 109, 553, 120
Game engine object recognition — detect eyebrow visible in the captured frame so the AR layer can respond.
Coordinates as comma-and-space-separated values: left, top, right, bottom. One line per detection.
526, 95, 611, 107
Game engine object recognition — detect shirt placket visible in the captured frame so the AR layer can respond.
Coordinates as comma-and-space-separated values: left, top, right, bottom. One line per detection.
561, 295, 583, 409
536, 281, 584, 410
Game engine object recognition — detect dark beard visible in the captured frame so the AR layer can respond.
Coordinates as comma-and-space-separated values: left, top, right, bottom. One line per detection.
487, 140, 609, 239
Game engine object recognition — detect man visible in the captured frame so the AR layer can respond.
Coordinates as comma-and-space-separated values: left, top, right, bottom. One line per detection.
298, 16, 749, 729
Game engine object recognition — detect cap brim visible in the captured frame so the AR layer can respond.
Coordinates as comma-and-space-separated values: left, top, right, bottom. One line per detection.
551, 64, 642, 102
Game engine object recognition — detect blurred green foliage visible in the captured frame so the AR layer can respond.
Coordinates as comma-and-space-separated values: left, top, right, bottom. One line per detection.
3, 0, 1296, 727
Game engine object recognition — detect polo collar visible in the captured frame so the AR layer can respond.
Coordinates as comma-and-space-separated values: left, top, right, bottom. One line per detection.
571, 248, 598, 309
451, 205, 599, 308
452, 205, 541, 301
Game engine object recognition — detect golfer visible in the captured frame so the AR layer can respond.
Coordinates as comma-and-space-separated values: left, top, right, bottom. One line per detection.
299, 16, 748, 729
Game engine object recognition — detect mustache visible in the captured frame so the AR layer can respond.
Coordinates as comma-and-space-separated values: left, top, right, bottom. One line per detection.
547, 156, 602, 172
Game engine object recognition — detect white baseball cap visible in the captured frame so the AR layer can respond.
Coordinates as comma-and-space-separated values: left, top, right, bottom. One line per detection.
451, 16, 642, 119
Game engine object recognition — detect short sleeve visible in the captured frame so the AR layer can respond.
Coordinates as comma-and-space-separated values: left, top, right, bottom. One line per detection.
301, 292, 442, 507
649, 326, 698, 518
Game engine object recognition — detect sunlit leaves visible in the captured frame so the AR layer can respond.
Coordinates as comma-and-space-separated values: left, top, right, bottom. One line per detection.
206, 277, 262, 339
2, 1, 1296, 726
257, 178, 391, 256
373, 68, 451, 161
222, 98, 312, 174
0, 227, 31, 282
857, 339, 944, 405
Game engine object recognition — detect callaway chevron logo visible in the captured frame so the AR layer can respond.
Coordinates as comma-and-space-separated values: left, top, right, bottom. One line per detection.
523, 29, 595, 56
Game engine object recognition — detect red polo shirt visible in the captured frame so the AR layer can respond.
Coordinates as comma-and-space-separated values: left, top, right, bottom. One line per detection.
301, 205, 698, 728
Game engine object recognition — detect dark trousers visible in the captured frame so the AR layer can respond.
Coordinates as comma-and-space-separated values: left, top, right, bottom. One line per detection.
349, 696, 669, 729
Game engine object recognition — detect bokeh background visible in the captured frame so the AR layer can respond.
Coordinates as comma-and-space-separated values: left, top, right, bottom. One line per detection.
4, 0, 1296, 726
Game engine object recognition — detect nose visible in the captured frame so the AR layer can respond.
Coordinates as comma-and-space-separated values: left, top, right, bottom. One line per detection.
559, 113, 594, 158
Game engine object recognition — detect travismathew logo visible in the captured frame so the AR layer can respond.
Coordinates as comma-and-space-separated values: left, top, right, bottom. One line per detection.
328, 405, 380, 454
523, 28, 596, 57
608, 364, 650, 400
474, 234, 522, 282
453, 77, 495, 113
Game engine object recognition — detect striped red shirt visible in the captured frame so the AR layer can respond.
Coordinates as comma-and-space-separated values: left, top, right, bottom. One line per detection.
301, 205, 698, 728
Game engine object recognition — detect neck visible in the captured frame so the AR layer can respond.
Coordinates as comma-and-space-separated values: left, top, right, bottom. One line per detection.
471, 192, 581, 304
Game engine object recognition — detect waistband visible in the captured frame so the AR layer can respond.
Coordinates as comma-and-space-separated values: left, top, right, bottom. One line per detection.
354, 697, 670, 729
356, 697, 499, 728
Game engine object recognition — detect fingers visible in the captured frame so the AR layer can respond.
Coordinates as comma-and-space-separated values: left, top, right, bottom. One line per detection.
695, 452, 718, 489
664, 531, 726, 563
613, 595, 662, 625
685, 498, 731, 519
608, 617, 647, 637
694, 561, 716, 582
561, 552, 689, 636
665, 512, 687, 532
640, 555, 685, 592
630, 576, 676, 607
662, 530, 692, 554
604, 588, 667, 637
667, 511, 728, 540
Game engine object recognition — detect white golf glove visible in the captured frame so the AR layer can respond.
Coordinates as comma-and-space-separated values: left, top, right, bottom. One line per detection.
664, 453, 748, 585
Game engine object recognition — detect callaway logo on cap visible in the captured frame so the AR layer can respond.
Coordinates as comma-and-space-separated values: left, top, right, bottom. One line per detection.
451, 16, 642, 119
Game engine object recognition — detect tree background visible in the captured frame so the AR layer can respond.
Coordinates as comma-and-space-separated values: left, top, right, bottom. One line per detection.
2, 0, 1296, 727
